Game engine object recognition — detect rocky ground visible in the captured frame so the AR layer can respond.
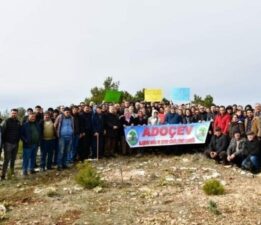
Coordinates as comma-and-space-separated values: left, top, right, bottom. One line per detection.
0, 152, 261, 225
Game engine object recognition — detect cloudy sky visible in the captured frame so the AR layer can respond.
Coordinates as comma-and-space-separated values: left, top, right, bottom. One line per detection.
0, 0, 260, 110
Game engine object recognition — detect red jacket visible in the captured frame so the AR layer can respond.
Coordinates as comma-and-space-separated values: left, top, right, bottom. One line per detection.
214, 113, 231, 135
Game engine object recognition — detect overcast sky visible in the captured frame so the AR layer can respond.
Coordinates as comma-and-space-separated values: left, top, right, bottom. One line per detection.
0, 0, 260, 110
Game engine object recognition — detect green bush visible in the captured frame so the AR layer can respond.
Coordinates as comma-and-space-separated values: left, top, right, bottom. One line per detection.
75, 162, 102, 189
208, 200, 221, 215
203, 179, 225, 195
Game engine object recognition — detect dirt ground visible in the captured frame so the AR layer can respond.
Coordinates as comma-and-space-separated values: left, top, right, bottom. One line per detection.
0, 152, 260, 225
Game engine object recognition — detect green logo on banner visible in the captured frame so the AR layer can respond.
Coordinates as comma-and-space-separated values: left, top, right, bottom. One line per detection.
127, 129, 139, 146
195, 125, 208, 142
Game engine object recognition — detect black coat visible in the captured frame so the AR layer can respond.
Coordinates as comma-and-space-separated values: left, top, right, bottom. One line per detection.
209, 134, 229, 153
105, 113, 121, 138
243, 138, 260, 156
80, 112, 93, 134
119, 116, 135, 136
134, 117, 147, 126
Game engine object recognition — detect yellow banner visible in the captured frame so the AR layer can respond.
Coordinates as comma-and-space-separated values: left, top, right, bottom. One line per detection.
144, 89, 163, 102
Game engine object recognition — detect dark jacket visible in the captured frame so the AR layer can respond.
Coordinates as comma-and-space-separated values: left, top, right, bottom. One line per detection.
198, 112, 208, 122
1, 118, 21, 144
92, 113, 105, 135
182, 116, 196, 124
72, 113, 84, 135
21, 121, 41, 148
134, 117, 147, 126
209, 134, 229, 153
165, 113, 182, 124
80, 112, 93, 134
243, 138, 260, 156
105, 113, 121, 138
120, 116, 135, 136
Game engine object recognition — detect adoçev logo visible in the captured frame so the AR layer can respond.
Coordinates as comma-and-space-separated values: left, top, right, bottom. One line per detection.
126, 129, 139, 146
195, 125, 208, 142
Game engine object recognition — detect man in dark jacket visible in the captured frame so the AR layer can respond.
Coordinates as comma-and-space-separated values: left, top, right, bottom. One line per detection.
105, 106, 120, 157
204, 127, 229, 164
21, 113, 40, 175
1, 109, 21, 180
79, 105, 93, 161
70, 106, 84, 162
91, 106, 106, 158
241, 131, 261, 173
165, 106, 182, 124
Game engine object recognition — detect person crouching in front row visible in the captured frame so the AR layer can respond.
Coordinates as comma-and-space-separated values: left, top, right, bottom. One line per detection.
226, 130, 246, 167
204, 127, 229, 164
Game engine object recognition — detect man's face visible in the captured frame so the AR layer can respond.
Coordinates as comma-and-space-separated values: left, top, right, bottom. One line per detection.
84, 106, 90, 113
96, 108, 102, 114
199, 107, 204, 113
72, 108, 78, 114
44, 114, 50, 121
35, 107, 41, 113
247, 134, 255, 141
219, 107, 225, 115
64, 110, 70, 117
215, 131, 222, 137
247, 110, 253, 118
234, 133, 241, 140
255, 104, 261, 113
29, 114, 36, 122
10, 111, 18, 119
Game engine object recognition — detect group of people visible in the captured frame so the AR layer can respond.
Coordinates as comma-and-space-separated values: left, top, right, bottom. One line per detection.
0, 101, 260, 180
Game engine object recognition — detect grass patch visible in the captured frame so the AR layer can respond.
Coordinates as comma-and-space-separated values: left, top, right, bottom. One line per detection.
75, 162, 103, 189
203, 179, 225, 196
208, 200, 221, 215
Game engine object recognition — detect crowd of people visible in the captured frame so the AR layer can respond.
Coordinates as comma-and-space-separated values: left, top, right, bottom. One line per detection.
0, 101, 261, 180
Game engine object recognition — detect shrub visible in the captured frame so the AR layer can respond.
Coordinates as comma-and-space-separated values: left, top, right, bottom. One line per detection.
203, 179, 225, 195
75, 162, 102, 189
208, 200, 221, 215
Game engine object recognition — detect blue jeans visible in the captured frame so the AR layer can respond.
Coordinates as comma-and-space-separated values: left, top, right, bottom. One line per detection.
58, 136, 72, 168
242, 155, 261, 171
68, 134, 79, 162
41, 139, 55, 169
23, 145, 37, 173
53, 138, 59, 165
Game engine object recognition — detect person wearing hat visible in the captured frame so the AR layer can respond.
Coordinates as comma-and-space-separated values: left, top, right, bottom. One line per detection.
241, 131, 261, 173
148, 110, 160, 125
204, 127, 229, 164
227, 130, 246, 166
54, 107, 74, 171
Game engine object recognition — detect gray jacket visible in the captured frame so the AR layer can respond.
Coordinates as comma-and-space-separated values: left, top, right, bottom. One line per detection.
227, 138, 246, 156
